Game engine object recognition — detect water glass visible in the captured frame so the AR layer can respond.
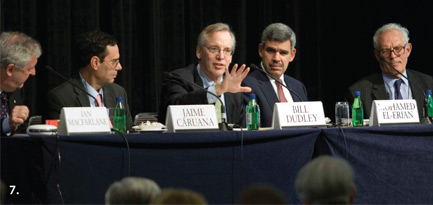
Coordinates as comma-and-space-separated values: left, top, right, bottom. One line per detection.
335, 101, 350, 126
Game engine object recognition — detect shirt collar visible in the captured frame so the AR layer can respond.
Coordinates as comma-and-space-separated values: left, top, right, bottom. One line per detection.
79, 72, 104, 99
382, 70, 409, 88
197, 64, 223, 88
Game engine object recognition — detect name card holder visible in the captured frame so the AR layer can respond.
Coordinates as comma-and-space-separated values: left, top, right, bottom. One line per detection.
272, 101, 326, 129
165, 105, 219, 132
369, 100, 420, 126
58, 107, 111, 135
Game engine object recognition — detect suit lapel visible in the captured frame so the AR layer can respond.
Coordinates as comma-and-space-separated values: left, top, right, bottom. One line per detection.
257, 72, 279, 111
284, 75, 301, 102
223, 93, 233, 122
407, 70, 425, 114
103, 85, 116, 108
193, 67, 204, 88
71, 78, 91, 107
371, 77, 389, 100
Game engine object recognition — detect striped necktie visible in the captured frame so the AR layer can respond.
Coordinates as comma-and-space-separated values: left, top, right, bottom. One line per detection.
394, 79, 403, 100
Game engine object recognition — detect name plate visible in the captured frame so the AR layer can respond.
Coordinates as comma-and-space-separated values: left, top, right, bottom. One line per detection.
272, 101, 326, 129
165, 105, 219, 132
58, 107, 111, 135
369, 100, 420, 126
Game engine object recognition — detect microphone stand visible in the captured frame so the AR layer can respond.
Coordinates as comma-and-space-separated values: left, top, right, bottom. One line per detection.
380, 59, 431, 124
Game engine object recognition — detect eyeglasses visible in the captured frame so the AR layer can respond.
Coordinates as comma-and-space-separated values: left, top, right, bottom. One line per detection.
377, 43, 408, 58
206, 46, 233, 57
105, 59, 120, 68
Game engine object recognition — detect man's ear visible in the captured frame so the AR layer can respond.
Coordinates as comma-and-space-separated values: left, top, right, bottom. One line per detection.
196, 46, 202, 60
258, 43, 264, 58
5, 64, 15, 76
90, 56, 100, 70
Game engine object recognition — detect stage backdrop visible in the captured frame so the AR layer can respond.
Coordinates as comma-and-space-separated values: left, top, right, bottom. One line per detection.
1, 0, 433, 121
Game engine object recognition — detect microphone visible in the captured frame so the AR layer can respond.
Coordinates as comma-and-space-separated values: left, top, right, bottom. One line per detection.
45, 65, 99, 107
379, 58, 431, 124
249, 64, 304, 102
163, 72, 229, 130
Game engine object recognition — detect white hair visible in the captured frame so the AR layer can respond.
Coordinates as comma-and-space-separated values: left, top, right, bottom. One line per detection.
373, 23, 409, 50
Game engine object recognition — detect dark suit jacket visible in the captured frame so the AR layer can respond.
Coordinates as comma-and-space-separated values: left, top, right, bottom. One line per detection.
241, 68, 309, 127
1, 89, 26, 135
159, 63, 245, 126
46, 78, 133, 129
346, 69, 433, 119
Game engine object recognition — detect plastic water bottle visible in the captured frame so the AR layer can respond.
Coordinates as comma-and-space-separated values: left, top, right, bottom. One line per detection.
246, 94, 260, 130
426, 90, 433, 118
352, 91, 363, 127
114, 97, 126, 133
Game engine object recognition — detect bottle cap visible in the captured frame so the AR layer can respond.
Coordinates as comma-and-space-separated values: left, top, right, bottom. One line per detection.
115, 97, 123, 102
249, 93, 256, 99
426, 90, 432, 95
354, 91, 361, 97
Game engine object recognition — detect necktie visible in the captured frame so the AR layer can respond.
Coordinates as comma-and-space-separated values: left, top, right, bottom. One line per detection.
394, 79, 403, 100
215, 100, 222, 123
1, 92, 9, 120
97, 94, 113, 128
276, 79, 288, 102
96, 94, 103, 107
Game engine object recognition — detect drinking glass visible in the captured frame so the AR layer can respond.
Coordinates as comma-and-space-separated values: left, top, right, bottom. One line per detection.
335, 101, 350, 126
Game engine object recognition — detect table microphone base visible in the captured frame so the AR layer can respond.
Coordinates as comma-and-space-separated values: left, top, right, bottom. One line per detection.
421, 117, 432, 124
219, 122, 228, 131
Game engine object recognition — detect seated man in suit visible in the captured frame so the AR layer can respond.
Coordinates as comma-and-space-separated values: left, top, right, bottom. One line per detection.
241, 23, 308, 127
0, 31, 41, 136
46, 30, 133, 129
346, 23, 433, 120
159, 23, 251, 126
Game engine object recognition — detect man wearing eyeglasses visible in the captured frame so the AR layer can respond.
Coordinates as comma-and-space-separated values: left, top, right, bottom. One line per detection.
1, 32, 41, 136
46, 30, 133, 128
159, 23, 251, 126
241, 23, 309, 127
346, 23, 433, 119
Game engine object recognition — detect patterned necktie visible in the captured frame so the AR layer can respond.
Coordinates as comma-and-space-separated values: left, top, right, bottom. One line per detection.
1, 92, 9, 120
275, 79, 288, 102
394, 79, 403, 100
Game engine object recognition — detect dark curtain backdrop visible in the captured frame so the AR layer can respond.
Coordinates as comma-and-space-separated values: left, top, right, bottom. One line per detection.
1, 0, 433, 121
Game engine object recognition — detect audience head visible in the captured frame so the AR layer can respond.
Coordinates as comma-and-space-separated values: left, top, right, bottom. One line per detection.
373, 23, 411, 78
196, 23, 236, 81
295, 155, 356, 204
105, 177, 161, 204
236, 183, 286, 204
259, 23, 296, 79
150, 188, 207, 204
0, 31, 41, 92
76, 30, 122, 88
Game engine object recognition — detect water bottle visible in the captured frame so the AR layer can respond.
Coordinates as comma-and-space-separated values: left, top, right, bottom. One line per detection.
114, 97, 126, 133
246, 94, 260, 130
352, 91, 363, 127
426, 90, 433, 118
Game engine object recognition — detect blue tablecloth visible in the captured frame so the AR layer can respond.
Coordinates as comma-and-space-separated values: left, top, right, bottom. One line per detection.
322, 124, 433, 204
3, 125, 433, 204
1, 128, 321, 204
